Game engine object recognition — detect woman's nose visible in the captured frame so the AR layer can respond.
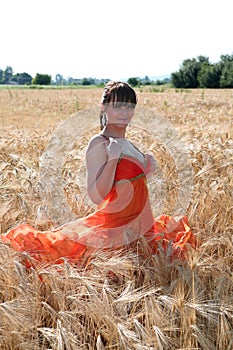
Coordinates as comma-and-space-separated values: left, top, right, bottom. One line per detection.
120, 107, 130, 115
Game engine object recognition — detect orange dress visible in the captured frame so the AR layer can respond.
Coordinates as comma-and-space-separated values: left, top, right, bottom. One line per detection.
2, 155, 197, 267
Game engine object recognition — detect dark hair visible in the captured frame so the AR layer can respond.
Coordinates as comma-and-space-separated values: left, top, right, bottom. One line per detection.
100, 81, 138, 130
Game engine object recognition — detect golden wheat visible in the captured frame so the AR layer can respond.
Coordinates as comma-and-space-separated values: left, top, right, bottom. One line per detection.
0, 87, 232, 349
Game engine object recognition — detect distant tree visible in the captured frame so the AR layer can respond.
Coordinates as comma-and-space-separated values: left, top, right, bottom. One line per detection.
82, 78, 91, 85
127, 77, 139, 87
163, 77, 170, 84
89, 78, 96, 85
219, 54, 233, 65
67, 77, 74, 85
197, 55, 210, 64
141, 75, 151, 85
55, 74, 65, 85
64, 77, 78, 85
154, 78, 170, 85
12, 72, 32, 85
3, 66, 13, 84
171, 57, 207, 88
220, 60, 233, 88
171, 53, 233, 89
198, 64, 221, 88
171, 70, 185, 88
182, 58, 202, 88
154, 79, 163, 86
32, 73, 51, 85
0, 69, 3, 84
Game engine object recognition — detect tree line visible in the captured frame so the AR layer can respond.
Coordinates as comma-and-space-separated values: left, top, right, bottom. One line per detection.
1, 53, 233, 88
171, 54, 233, 88
0, 67, 51, 85
0, 67, 168, 87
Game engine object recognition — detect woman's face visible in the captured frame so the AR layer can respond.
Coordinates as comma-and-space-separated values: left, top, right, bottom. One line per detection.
104, 102, 135, 128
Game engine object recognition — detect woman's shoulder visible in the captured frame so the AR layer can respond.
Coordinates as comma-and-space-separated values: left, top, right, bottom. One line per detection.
86, 134, 107, 151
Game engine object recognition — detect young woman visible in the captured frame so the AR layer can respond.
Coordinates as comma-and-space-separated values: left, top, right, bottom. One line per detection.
2, 81, 197, 267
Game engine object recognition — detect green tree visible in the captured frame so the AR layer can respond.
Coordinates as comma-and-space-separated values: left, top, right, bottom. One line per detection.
171, 53, 233, 89
82, 78, 91, 85
0, 69, 3, 84
171, 70, 185, 88
32, 73, 51, 85
219, 54, 233, 65
171, 57, 207, 88
220, 61, 233, 88
197, 55, 210, 64
12, 72, 32, 85
3, 66, 13, 84
198, 64, 221, 88
142, 75, 151, 85
127, 77, 139, 87
182, 58, 202, 88
55, 74, 65, 85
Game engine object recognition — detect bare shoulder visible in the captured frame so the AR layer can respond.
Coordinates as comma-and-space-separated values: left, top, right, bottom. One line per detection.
86, 134, 108, 162
86, 134, 108, 171
86, 134, 106, 151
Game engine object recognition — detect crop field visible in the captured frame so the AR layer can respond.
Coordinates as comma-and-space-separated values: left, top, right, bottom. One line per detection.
0, 87, 232, 349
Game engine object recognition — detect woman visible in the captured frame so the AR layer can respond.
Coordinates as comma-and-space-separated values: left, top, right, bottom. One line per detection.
2, 81, 197, 267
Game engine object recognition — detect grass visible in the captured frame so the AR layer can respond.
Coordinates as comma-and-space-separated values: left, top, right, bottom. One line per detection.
0, 87, 232, 349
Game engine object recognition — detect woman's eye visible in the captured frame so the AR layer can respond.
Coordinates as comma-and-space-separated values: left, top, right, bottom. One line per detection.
112, 102, 135, 109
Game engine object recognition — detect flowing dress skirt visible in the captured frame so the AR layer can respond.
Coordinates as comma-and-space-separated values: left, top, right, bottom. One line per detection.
2, 157, 197, 267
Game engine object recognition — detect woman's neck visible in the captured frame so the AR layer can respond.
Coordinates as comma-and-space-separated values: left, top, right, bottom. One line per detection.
101, 125, 126, 138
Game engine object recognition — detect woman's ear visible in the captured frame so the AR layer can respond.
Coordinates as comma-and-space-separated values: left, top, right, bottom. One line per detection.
102, 113, 108, 126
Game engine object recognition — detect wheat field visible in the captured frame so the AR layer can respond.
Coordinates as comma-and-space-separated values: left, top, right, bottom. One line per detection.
0, 87, 232, 349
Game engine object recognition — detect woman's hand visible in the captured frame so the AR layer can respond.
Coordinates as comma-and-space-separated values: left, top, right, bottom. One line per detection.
105, 137, 122, 161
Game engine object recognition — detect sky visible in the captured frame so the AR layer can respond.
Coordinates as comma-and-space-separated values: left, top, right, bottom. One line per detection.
1, 0, 232, 81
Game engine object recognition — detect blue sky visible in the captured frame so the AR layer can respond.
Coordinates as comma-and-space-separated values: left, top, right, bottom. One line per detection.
1, 0, 232, 80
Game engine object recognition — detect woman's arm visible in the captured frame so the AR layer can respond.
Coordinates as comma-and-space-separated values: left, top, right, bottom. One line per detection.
85, 135, 121, 204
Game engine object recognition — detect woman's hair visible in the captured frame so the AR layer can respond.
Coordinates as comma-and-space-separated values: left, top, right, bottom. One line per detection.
100, 81, 138, 130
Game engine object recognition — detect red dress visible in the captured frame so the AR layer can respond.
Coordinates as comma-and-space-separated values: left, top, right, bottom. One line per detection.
2, 155, 197, 267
